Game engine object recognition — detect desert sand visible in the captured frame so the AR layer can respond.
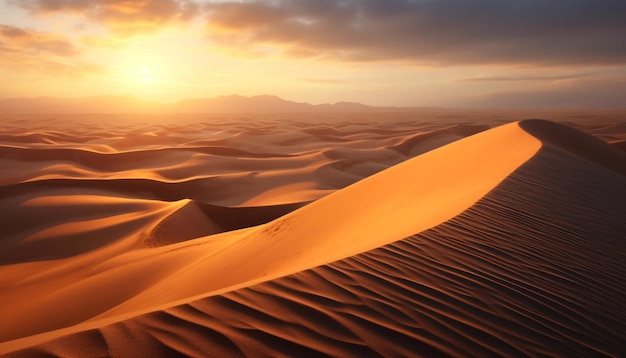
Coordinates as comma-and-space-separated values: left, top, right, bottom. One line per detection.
0, 112, 625, 357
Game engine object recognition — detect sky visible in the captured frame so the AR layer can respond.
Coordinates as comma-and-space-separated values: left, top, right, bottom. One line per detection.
1, 0, 625, 108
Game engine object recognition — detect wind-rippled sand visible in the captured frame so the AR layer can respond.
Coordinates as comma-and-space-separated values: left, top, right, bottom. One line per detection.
0, 113, 625, 357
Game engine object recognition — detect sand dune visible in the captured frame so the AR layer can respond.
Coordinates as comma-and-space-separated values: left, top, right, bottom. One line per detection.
0, 114, 625, 356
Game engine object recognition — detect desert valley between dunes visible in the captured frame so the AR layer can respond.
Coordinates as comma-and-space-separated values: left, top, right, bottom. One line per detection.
0, 110, 625, 357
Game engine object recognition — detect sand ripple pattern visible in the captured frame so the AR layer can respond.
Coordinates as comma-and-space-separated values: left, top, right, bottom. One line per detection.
13, 130, 626, 356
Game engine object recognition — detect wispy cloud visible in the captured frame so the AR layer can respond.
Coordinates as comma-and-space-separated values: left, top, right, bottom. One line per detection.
11, 0, 199, 36
457, 73, 594, 83
0, 24, 102, 75
0, 24, 80, 57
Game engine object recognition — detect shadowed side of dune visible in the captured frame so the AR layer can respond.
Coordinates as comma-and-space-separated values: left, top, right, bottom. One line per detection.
611, 139, 626, 152
387, 123, 490, 156
0, 194, 173, 265
0, 145, 291, 171
195, 201, 307, 232
519, 119, 626, 175
145, 201, 307, 247
0, 177, 246, 205
0, 178, 208, 201
5, 121, 625, 356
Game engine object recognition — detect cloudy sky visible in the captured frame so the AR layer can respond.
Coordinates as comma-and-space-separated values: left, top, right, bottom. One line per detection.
1, 0, 625, 107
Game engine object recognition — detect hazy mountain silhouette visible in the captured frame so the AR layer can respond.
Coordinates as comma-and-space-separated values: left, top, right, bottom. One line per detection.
0, 95, 399, 113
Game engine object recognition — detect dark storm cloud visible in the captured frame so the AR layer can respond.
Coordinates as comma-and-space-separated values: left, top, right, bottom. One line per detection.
12, 0, 199, 35
202, 0, 626, 65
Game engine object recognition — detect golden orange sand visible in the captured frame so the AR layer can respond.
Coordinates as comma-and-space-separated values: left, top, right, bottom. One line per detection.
0, 114, 625, 356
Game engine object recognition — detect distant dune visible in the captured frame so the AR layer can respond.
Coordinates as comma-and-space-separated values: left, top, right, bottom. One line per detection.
0, 114, 625, 356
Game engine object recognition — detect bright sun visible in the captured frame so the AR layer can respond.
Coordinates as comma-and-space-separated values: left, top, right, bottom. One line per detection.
137, 66, 156, 83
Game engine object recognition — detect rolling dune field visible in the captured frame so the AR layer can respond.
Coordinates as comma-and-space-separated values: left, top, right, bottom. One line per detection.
1, 113, 625, 357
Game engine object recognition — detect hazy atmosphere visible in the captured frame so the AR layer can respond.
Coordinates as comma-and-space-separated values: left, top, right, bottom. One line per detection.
2, 1, 626, 357
1, 0, 625, 108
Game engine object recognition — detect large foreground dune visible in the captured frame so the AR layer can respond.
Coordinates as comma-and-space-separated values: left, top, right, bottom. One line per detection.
0, 113, 625, 356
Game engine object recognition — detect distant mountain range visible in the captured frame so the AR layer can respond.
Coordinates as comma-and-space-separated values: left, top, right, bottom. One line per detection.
0, 95, 413, 113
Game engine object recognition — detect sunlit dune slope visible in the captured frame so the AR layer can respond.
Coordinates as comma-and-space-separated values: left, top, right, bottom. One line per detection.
1, 119, 625, 356
0, 121, 540, 350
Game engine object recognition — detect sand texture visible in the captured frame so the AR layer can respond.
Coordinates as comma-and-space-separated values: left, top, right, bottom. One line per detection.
1, 113, 625, 357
